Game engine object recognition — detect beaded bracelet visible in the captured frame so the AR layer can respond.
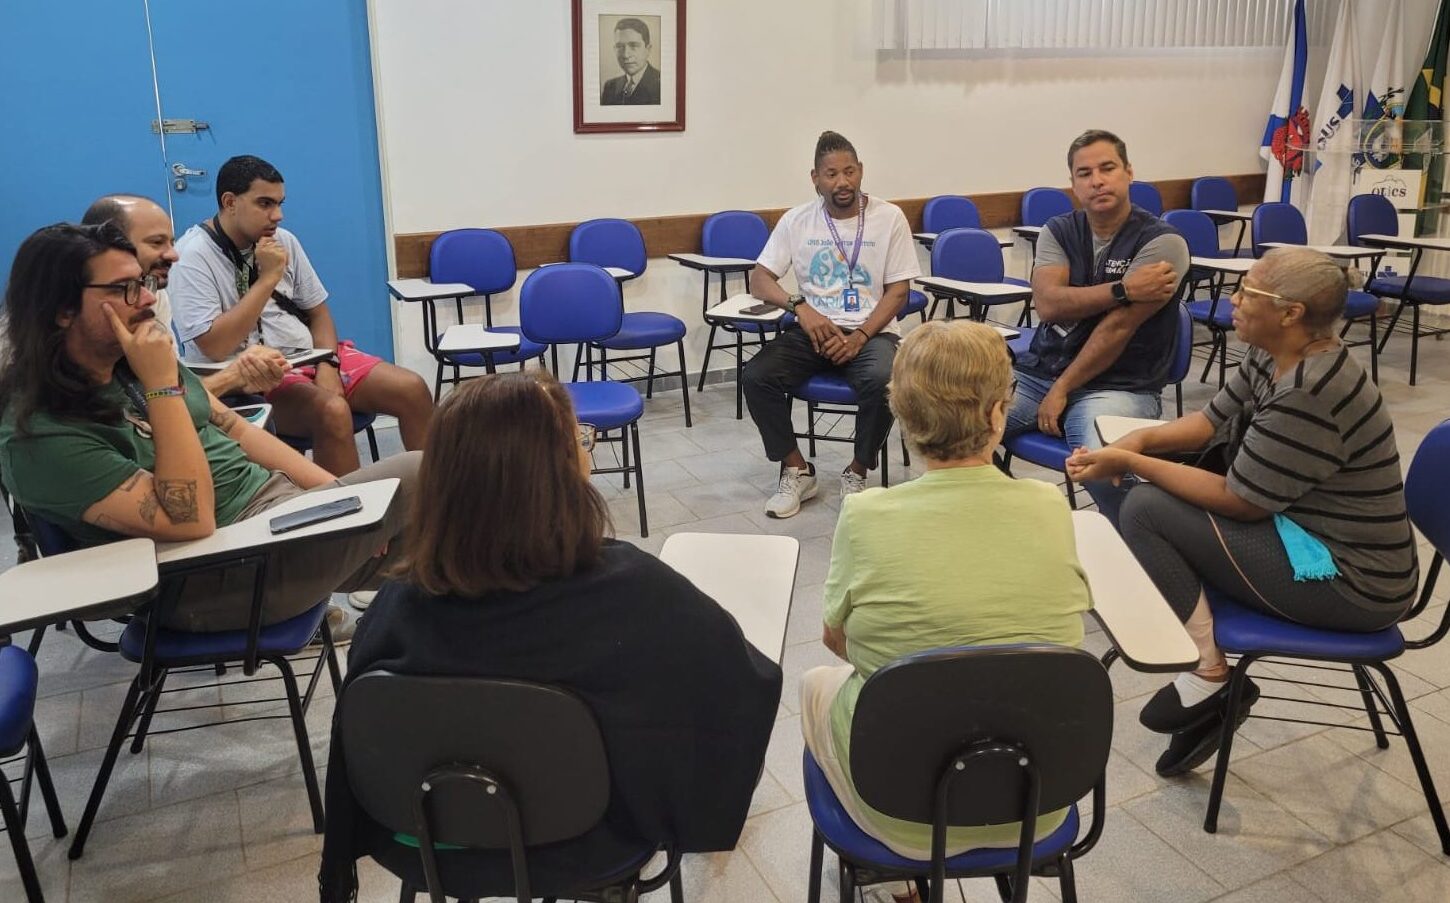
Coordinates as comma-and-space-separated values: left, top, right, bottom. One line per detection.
143, 385, 187, 401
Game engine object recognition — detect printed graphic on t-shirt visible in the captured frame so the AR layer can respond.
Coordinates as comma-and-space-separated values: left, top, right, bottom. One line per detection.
803, 239, 875, 313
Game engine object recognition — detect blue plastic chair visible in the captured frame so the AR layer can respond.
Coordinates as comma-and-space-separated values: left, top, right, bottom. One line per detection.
569, 219, 691, 427
1198, 418, 1450, 854
804, 645, 1111, 903
0, 645, 66, 902
1164, 209, 1238, 387
1001, 302, 1193, 509
1021, 188, 1073, 227
1129, 181, 1164, 217
927, 228, 1028, 325
922, 195, 982, 233
1191, 176, 1251, 256
1248, 203, 1381, 381
697, 211, 775, 419
790, 306, 921, 483
424, 229, 548, 397
520, 264, 649, 536
1348, 193, 1450, 385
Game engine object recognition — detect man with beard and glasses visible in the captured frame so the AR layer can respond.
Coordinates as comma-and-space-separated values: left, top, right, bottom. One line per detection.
741, 130, 919, 519
82, 194, 290, 399
0, 222, 420, 636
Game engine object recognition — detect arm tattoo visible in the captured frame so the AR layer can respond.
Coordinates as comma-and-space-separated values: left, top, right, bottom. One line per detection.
138, 491, 159, 526
208, 406, 242, 435
154, 479, 200, 524
118, 470, 145, 492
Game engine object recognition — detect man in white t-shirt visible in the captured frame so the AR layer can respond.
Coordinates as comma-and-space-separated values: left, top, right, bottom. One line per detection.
742, 131, 920, 519
167, 155, 433, 476
81, 194, 289, 399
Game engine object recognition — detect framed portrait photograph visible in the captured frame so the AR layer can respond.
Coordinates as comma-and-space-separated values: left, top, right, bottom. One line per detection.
572, 0, 685, 133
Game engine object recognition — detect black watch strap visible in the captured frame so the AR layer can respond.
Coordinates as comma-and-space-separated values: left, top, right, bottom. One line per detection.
1111, 281, 1130, 307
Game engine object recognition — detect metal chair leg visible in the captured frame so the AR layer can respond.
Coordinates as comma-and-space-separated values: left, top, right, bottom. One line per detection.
669, 866, 684, 902
1410, 304, 1421, 386
631, 422, 648, 538
366, 426, 380, 463
1352, 665, 1390, 749
1057, 852, 1079, 903
69, 677, 144, 859
808, 828, 825, 903
620, 426, 631, 490
837, 857, 855, 903
397, 883, 417, 903
698, 324, 719, 392
274, 657, 325, 833
129, 669, 168, 754
27, 730, 66, 839
0, 771, 43, 903
1372, 662, 1450, 854
1368, 314, 1379, 384
645, 348, 658, 398
677, 340, 692, 428
1204, 659, 1255, 834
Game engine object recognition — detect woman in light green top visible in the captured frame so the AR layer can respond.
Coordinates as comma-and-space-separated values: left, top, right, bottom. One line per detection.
800, 320, 1094, 881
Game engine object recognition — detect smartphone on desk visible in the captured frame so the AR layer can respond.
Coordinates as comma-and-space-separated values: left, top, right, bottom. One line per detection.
741, 302, 776, 316
268, 496, 363, 535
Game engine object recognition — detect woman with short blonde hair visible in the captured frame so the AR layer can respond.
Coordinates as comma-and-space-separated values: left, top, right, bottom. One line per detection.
800, 320, 1093, 887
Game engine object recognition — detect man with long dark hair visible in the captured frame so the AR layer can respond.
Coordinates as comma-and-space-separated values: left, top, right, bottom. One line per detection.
0, 222, 418, 634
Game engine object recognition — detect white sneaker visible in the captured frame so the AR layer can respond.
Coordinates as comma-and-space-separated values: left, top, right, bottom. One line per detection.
348, 590, 376, 611
765, 465, 818, 519
314, 603, 355, 645
840, 468, 868, 497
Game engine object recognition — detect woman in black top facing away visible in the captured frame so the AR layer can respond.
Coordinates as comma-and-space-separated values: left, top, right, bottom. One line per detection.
320, 371, 782, 901
1068, 247, 1417, 777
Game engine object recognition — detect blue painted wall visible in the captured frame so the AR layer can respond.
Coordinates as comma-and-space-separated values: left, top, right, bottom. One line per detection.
0, 0, 393, 359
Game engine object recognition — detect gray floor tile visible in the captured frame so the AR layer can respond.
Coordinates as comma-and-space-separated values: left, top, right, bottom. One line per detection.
237, 767, 327, 870
1070, 808, 1225, 902
36, 741, 150, 842
1287, 827, 1450, 902
737, 801, 836, 903
1204, 873, 1322, 903
0, 833, 71, 903
762, 714, 807, 804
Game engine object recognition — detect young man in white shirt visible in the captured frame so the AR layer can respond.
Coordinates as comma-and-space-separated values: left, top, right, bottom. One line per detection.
168, 155, 433, 476
742, 131, 920, 518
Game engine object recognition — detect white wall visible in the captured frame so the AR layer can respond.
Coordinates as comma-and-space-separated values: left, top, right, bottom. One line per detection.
370, 0, 1441, 380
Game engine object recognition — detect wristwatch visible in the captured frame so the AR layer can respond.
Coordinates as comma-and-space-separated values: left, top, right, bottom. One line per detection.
1111, 281, 1130, 307
786, 294, 805, 313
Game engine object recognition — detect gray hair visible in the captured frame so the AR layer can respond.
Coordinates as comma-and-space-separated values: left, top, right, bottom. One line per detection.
1254, 246, 1349, 337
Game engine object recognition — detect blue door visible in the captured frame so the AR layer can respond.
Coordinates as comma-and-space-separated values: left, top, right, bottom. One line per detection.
0, 0, 392, 358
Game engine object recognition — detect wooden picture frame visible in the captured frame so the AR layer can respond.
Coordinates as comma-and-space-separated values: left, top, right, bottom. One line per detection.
572, 0, 685, 133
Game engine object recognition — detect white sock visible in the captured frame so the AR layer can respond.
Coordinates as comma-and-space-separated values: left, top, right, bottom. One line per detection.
1173, 671, 1225, 707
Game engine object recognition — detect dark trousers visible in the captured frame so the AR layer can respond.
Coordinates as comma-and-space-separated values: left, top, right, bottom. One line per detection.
741, 327, 899, 471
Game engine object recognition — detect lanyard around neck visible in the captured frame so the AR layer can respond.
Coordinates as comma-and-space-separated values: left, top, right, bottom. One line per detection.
822, 194, 866, 287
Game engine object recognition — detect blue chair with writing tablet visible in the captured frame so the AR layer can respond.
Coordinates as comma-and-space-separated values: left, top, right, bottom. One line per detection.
927, 228, 1027, 325
425, 228, 548, 396
1191, 176, 1252, 256
1163, 209, 1238, 387
569, 219, 692, 428
698, 210, 774, 418
1128, 181, 1163, 217
1198, 418, 1450, 854
1021, 188, 1072, 228
520, 263, 650, 536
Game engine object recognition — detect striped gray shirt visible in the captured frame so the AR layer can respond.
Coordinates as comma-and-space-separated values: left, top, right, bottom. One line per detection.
1203, 346, 1417, 610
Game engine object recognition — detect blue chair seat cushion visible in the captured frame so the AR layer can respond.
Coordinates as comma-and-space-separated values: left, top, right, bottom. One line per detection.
1004, 431, 1072, 469
1005, 327, 1035, 361
565, 381, 645, 430
804, 750, 1079, 873
594, 312, 687, 350
1207, 588, 1405, 660
1343, 291, 1379, 320
438, 326, 546, 367
279, 412, 376, 450
903, 290, 928, 315
119, 600, 331, 664
1187, 299, 1235, 328
0, 646, 39, 755
1366, 275, 1450, 304
794, 373, 858, 405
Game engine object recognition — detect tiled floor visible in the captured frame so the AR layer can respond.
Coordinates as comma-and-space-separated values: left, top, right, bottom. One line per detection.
4, 320, 1450, 902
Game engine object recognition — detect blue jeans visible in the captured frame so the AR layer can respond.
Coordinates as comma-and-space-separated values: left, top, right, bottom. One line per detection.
1004, 370, 1162, 526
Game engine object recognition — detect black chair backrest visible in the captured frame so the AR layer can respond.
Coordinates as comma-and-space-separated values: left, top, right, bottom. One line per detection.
850, 644, 1112, 825
341, 671, 611, 848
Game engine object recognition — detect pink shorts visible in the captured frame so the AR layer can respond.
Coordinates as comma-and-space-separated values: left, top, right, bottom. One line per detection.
266, 340, 383, 401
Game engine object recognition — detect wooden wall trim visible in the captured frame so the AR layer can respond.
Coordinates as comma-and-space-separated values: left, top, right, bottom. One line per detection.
393, 173, 1266, 278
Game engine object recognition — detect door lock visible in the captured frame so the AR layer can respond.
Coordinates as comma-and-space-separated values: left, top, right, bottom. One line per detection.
171, 162, 206, 192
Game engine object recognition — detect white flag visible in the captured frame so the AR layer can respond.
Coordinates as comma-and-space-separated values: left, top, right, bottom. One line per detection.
1306, 0, 1361, 244
1360, 0, 1407, 171
1260, 0, 1311, 205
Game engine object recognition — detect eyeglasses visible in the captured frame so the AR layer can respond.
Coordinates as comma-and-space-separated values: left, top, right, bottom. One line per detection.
577, 423, 597, 453
84, 276, 155, 307
1233, 284, 1298, 307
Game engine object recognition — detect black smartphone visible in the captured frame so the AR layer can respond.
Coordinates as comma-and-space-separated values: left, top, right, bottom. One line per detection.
268, 496, 362, 535
741, 302, 776, 315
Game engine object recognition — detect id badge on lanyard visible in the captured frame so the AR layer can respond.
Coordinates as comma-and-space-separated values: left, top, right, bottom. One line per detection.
824, 195, 866, 310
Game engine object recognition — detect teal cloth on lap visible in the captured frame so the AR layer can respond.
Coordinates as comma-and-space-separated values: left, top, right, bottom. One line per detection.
1274, 514, 1340, 581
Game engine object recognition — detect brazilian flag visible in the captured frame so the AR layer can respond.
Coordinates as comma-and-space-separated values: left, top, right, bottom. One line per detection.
1406, 0, 1450, 232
